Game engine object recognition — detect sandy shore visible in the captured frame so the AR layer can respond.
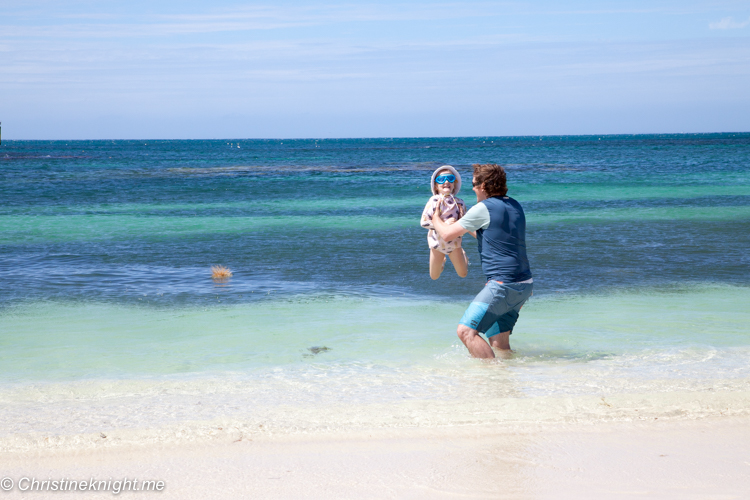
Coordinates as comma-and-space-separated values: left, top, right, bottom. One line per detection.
2, 418, 749, 499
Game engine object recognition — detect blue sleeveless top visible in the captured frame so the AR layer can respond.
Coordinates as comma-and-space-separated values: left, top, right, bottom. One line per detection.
476, 196, 533, 283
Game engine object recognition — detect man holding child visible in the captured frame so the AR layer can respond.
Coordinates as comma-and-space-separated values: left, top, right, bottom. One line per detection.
432, 163, 533, 359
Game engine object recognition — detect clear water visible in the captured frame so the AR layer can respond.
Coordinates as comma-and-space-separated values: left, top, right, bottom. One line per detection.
1, 135, 749, 450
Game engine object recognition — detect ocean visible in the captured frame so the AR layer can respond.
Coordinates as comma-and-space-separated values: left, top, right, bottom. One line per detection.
1, 134, 749, 451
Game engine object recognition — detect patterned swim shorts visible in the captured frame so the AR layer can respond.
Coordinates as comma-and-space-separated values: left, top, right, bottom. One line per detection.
459, 281, 533, 337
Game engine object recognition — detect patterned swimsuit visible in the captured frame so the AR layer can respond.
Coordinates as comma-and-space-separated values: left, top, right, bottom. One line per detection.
420, 194, 467, 255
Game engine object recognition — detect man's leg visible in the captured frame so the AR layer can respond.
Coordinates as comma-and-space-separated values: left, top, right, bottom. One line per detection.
488, 307, 521, 353
488, 331, 511, 350
457, 324, 495, 359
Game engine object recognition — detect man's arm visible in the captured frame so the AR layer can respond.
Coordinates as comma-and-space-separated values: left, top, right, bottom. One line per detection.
432, 210, 468, 242
435, 202, 489, 241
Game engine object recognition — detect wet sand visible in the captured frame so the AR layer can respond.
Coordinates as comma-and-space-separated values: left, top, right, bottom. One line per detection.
2, 418, 749, 499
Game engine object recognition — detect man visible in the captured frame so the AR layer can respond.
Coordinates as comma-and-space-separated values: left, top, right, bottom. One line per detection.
432, 163, 533, 358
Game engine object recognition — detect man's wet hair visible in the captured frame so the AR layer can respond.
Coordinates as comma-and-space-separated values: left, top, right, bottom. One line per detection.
472, 164, 508, 197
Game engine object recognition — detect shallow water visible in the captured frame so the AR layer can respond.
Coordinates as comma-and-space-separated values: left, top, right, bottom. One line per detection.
1, 135, 749, 450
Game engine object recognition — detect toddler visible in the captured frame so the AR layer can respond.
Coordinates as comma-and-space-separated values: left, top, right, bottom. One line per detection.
420, 165, 470, 279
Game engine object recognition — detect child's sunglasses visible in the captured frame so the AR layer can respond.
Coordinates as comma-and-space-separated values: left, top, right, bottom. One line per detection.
435, 174, 456, 184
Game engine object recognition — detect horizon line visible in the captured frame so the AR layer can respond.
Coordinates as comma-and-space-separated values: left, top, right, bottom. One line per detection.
2, 131, 749, 142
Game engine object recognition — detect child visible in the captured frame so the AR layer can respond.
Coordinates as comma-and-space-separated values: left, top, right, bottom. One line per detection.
420, 165, 470, 280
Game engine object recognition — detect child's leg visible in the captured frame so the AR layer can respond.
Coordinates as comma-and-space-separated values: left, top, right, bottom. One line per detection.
448, 248, 469, 278
429, 248, 446, 280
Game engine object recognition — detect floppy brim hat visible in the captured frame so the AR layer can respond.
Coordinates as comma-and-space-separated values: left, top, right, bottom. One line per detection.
430, 165, 462, 196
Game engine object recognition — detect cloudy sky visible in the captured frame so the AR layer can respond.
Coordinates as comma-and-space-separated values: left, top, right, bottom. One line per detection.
2, 0, 749, 139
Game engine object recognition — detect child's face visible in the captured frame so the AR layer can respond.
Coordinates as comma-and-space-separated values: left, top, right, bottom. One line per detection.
435, 170, 454, 196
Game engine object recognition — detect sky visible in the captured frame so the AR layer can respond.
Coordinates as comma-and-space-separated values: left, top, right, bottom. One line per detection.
1, 0, 749, 139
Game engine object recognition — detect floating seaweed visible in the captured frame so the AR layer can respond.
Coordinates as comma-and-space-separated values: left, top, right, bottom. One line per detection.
211, 265, 233, 280
303, 346, 332, 357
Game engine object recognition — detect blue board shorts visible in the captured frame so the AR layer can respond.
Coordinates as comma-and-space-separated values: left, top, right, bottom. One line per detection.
459, 281, 533, 337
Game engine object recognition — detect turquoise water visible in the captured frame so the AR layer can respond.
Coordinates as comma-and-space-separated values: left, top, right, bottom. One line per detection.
1, 135, 749, 450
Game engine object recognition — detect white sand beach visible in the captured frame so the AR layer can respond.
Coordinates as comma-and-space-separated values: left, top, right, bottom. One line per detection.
3, 417, 749, 499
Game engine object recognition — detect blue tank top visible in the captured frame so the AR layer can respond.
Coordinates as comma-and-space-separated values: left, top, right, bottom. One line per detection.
476, 196, 532, 283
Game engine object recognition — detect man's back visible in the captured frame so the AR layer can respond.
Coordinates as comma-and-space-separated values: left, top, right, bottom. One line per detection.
476, 196, 532, 283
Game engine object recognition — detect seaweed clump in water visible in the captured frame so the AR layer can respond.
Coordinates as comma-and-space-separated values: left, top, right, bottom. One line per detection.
211, 265, 233, 281
304, 346, 332, 357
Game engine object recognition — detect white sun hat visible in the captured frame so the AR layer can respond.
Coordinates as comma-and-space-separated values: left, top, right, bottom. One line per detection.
430, 165, 462, 196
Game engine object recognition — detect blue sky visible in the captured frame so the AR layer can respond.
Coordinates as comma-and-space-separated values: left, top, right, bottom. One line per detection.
2, 1, 749, 139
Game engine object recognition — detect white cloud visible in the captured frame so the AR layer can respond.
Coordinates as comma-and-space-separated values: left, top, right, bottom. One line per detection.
709, 16, 750, 30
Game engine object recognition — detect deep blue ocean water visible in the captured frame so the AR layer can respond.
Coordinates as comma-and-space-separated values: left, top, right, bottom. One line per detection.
2, 134, 748, 305
1, 134, 749, 449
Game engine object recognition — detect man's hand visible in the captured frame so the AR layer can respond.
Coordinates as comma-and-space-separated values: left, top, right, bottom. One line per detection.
432, 211, 468, 242
431, 210, 441, 226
